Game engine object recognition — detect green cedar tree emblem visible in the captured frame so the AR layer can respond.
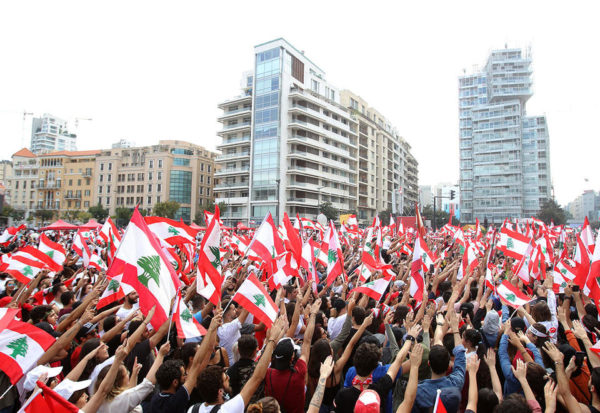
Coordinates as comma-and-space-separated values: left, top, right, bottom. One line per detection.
364, 281, 375, 288
459, 245, 465, 254
168, 226, 180, 236
271, 247, 277, 259
180, 308, 193, 323
209, 246, 221, 269
137, 255, 161, 287
506, 238, 514, 249
560, 268, 567, 275
7, 336, 28, 359
46, 251, 54, 259
22, 266, 33, 277
107, 279, 120, 293
596, 276, 600, 289
327, 249, 336, 264
421, 253, 427, 262
253, 294, 266, 307
505, 293, 516, 302
560, 282, 567, 288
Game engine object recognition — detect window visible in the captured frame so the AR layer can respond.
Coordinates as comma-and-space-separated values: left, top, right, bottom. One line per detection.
69, 179, 73, 186
149, 160, 154, 168
98, 186, 103, 194
148, 172, 153, 180
99, 175, 103, 182
100, 163, 104, 171
311, 79, 319, 93
169, 170, 192, 204
84, 201, 89, 208
158, 172, 162, 180
107, 185, 111, 193
206, 188, 210, 196
137, 173, 144, 181
199, 187, 203, 195
78, 179, 82, 185
107, 175, 111, 182
108, 163, 112, 171
147, 196, 151, 204
84, 190, 90, 196
157, 196, 161, 203
158, 160, 163, 168
106, 197, 110, 204
173, 158, 190, 166
157, 184, 162, 192
291, 54, 304, 82
200, 164, 204, 171
148, 184, 152, 192
208, 165, 211, 173
200, 175, 204, 183
207, 177, 210, 184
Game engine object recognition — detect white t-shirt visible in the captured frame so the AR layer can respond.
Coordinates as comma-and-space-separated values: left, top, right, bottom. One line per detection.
218, 319, 241, 365
116, 304, 139, 328
328, 313, 347, 340
188, 394, 245, 413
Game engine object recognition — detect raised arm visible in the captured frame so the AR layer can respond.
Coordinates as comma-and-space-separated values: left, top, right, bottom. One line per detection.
38, 308, 94, 365
396, 344, 424, 413
543, 342, 583, 413
101, 310, 138, 344
466, 354, 480, 412
334, 314, 373, 378
126, 307, 155, 353
484, 348, 503, 402
82, 344, 128, 413
300, 299, 321, 363
307, 356, 334, 413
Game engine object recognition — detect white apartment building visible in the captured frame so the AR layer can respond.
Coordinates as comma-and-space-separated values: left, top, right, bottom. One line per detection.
216, 38, 418, 226
30, 114, 77, 154
8, 148, 39, 218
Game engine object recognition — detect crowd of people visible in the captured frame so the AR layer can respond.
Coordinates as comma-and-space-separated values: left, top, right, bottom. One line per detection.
0, 213, 598, 413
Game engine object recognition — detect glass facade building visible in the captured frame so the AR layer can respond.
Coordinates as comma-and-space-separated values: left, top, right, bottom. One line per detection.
459, 48, 551, 223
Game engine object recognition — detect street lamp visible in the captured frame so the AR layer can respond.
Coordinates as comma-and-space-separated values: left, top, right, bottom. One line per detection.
275, 179, 281, 225
316, 185, 325, 219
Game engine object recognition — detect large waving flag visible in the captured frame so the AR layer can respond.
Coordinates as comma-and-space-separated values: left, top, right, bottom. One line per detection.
108, 208, 180, 330
0, 224, 25, 247
497, 280, 532, 308
97, 275, 125, 309
497, 227, 532, 260
350, 277, 391, 302
582, 217, 595, 254
197, 206, 222, 306
174, 293, 206, 339
21, 379, 79, 413
0, 320, 55, 384
0, 256, 45, 284
410, 234, 429, 302
38, 234, 66, 270
232, 273, 278, 328
282, 212, 302, 263
457, 241, 479, 280
145, 216, 197, 246
246, 212, 284, 275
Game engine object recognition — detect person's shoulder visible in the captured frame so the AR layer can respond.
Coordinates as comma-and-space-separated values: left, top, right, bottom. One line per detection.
294, 358, 307, 374
220, 394, 245, 412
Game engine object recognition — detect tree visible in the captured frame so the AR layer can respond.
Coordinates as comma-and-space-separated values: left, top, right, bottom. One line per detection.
319, 201, 338, 222
421, 205, 453, 230
62, 210, 79, 222
0, 204, 14, 217
35, 209, 54, 222
115, 207, 133, 227
1, 205, 25, 222
88, 204, 109, 221
199, 201, 227, 224
537, 199, 567, 226
153, 201, 180, 219
377, 208, 393, 226
77, 211, 92, 222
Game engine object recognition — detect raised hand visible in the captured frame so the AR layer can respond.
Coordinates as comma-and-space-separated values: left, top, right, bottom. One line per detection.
543, 342, 564, 363
512, 358, 527, 381
484, 348, 496, 366
571, 320, 588, 340
410, 343, 424, 368
158, 342, 171, 357
467, 354, 480, 374
319, 355, 334, 378
544, 379, 558, 413
407, 324, 422, 338
209, 308, 224, 332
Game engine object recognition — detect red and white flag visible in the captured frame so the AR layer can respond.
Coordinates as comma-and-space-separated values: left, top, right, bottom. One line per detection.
496, 280, 532, 308
350, 277, 391, 302
20, 379, 79, 413
300, 240, 319, 293
324, 221, 345, 286
232, 273, 278, 328
0, 309, 19, 333
246, 212, 284, 275
432, 389, 447, 413
0, 225, 25, 247
0, 320, 55, 384
145, 216, 197, 246
582, 217, 595, 254
586, 230, 600, 306
38, 234, 66, 270
97, 275, 125, 309
197, 206, 222, 306
0, 256, 45, 284
108, 208, 180, 330
497, 227, 532, 260
99, 217, 121, 244
410, 234, 430, 301
174, 293, 206, 339
457, 241, 479, 280
10, 246, 62, 273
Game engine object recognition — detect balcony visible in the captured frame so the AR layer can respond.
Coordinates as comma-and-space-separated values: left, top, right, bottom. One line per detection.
287, 119, 353, 148
37, 202, 60, 210
215, 196, 249, 205
218, 95, 252, 109
287, 135, 353, 160
215, 152, 250, 162
217, 135, 251, 149
218, 107, 252, 122
217, 122, 251, 136
64, 193, 82, 199
214, 182, 249, 191
39, 182, 61, 189
214, 166, 250, 176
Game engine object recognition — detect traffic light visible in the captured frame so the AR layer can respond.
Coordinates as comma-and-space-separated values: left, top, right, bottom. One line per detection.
450, 190, 456, 200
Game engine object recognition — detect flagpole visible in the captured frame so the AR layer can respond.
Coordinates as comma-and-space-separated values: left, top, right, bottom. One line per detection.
166, 289, 180, 344
0, 384, 14, 400
432, 388, 441, 413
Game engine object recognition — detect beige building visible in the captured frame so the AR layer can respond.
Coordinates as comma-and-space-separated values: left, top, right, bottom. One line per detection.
94, 140, 216, 223
8, 148, 39, 218
0, 160, 13, 206
339, 90, 419, 222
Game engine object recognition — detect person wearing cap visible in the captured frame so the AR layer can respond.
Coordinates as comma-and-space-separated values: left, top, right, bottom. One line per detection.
265, 299, 321, 413
327, 297, 347, 340
218, 299, 251, 365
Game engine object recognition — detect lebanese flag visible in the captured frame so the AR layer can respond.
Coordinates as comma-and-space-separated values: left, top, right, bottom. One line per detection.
0, 256, 45, 284
204, 211, 223, 227
346, 215, 358, 230
99, 217, 120, 244
590, 341, 600, 357
145, 216, 198, 246
457, 242, 479, 280
552, 270, 570, 294
0, 309, 19, 333
197, 206, 222, 306
300, 240, 319, 293
512, 242, 535, 284
282, 213, 302, 263
174, 293, 206, 339
71, 230, 87, 259
485, 262, 496, 290
582, 217, 595, 254
97, 275, 125, 309
586, 230, 600, 305
107, 208, 180, 330
497, 280, 532, 308
11, 246, 62, 273
38, 234, 66, 270
232, 273, 278, 328
270, 252, 299, 291
0, 320, 55, 384
574, 235, 592, 289
475, 218, 481, 240
497, 227, 532, 260
231, 233, 249, 255
410, 234, 429, 301
355, 264, 373, 283
21, 379, 79, 413
89, 251, 107, 272
350, 277, 391, 302
324, 221, 345, 286
0, 224, 25, 246
415, 203, 426, 237
246, 212, 284, 275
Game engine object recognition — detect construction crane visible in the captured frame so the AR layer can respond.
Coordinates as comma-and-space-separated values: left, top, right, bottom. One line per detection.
74, 117, 93, 129
22, 111, 33, 148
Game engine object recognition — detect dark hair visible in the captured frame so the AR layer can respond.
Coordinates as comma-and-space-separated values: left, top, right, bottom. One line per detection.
353, 342, 381, 377
29, 305, 53, 324
156, 359, 184, 390
128, 320, 143, 336
531, 301, 551, 322
51, 282, 64, 296
393, 306, 409, 325
197, 365, 225, 404
247, 396, 280, 413
60, 290, 75, 306
585, 303, 599, 319
442, 290, 452, 304
180, 342, 199, 369
79, 338, 102, 380
429, 345, 451, 375
582, 314, 600, 336
477, 388, 499, 412
352, 306, 367, 325
308, 339, 333, 379
190, 295, 205, 312
102, 315, 117, 332
495, 393, 532, 413
438, 281, 452, 293
463, 329, 482, 347
237, 334, 258, 359
591, 367, 600, 398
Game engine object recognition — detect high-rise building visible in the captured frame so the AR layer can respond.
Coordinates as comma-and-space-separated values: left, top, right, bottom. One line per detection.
567, 190, 600, 222
459, 48, 551, 223
30, 114, 77, 154
93, 140, 216, 223
215, 38, 418, 226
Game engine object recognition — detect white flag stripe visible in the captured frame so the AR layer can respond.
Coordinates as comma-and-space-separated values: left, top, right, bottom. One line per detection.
0, 329, 44, 371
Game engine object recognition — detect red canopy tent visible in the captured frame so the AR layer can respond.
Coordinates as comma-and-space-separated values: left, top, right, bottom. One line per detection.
40, 220, 78, 231
189, 222, 203, 230
79, 219, 102, 230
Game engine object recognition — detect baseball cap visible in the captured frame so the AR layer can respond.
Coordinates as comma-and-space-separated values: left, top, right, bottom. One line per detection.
76, 322, 98, 340
271, 337, 299, 370
511, 317, 527, 334
355, 389, 380, 413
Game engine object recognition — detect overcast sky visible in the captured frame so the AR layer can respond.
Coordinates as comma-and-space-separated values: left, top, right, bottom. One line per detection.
0, 0, 598, 206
